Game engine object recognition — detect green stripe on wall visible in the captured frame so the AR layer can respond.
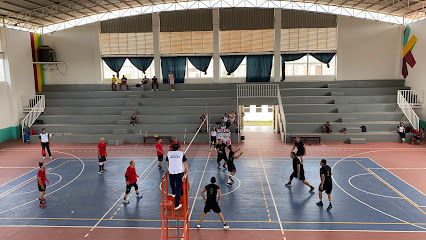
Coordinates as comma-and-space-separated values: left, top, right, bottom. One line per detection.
420, 120, 426, 130
0, 126, 22, 143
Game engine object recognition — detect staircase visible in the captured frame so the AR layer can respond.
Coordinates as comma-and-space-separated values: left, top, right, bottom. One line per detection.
30, 84, 238, 144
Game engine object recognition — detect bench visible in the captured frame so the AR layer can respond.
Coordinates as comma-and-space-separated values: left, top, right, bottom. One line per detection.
143, 136, 172, 143
290, 136, 321, 143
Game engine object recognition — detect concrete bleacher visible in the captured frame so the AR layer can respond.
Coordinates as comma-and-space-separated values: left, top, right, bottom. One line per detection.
30, 84, 239, 144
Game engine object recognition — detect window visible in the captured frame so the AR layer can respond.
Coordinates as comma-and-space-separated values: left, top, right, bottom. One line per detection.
281, 28, 337, 51
100, 32, 154, 55
220, 29, 274, 53
243, 105, 250, 113
185, 59, 213, 78
256, 105, 262, 113
103, 59, 155, 80
0, 59, 5, 82
220, 57, 246, 78
285, 55, 335, 76
160, 31, 213, 54
268, 105, 273, 113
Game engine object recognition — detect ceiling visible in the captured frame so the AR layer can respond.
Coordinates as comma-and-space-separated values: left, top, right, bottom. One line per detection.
0, 0, 425, 31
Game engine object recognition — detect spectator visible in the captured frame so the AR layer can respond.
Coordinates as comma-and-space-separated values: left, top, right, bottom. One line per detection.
411, 128, 425, 144
152, 76, 159, 91
23, 125, 31, 143
169, 138, 181, 151
141, 75, 150, 89
222, 113, 228, 123
397, 122, 406, 143
39, 128, 53, 159
168, 71, 175, 91
220, 122, 227, 130
323, 121, 332, 133
111, 75, 117, 91
229, 111, 236, 124
130, 114, 138, 126
200, 113, 207, 132
120, 75, 128, 91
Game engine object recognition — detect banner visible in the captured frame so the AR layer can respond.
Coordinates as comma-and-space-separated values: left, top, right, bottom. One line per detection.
217, 129, 231, 145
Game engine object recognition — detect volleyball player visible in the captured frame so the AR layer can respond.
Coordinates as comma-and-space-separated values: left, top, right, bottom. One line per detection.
216, 139, 227, 169
37, 162, 49, 207
210, 126, 217, 152
285, 152, 314, 192
156, 138, 164, 169
317, 159, 333, 211
123, 160, 142, 203
226, 145, 242, 187
291, 137, 306, 163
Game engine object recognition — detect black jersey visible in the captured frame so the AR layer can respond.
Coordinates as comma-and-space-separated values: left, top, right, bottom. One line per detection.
216, 143, 227, 154
294, 141, 304, 150
228, 151, 235, 162
292, 157, 303, 173
205, 183, 220, 203
320, 165, 332, 184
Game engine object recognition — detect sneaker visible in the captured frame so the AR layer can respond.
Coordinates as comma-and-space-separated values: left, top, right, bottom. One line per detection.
50, 156, 52, 159
223, 224, 230, 230
39, 198, 46, 201
217, 165, 221, 169
222, 165, 227, 170
226, 183, 232, 187
309, 186, 315, 193
316, 201, 323, 206
285, 182, 291, 187
327, 203, 332, 211
174, 204, 182, 210
98, 171, 103, 175
156, 89, 158, 91
151, 89, 154, 91
172, 89, 175, 91
136, 194, 143, 198
43, 156, 46, 159
39, 203, 46, 207
196, 224, 201, 229
123, 199, 129, 204
168, 193, 176, 198
103, 169, 108, 172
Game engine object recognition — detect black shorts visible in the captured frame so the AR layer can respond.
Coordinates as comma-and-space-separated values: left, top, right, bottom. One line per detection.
296, 151, 305, 157
217, 153, 227, 162
38, 184, 46, 192
227, 162, 236, 172
126, 182, 138, 193
319, 183, 332, 194
158, 155, 163, 161
99, 156, 106, 162
211, 136, 217, 143
290, 171, 305, 181
204, 201, 221, 213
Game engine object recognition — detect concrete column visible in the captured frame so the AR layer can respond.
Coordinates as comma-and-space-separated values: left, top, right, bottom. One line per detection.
212, 8, 220, 84
152, 13, 162, 83
273, 8, 281, 82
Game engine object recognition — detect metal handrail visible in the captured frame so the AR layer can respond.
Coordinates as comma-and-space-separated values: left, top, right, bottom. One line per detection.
21, 95, 45, 141
398, 90, 424, 108
277, 90, 287, 143
397, 91, 419, 130
22, 95, 45, 112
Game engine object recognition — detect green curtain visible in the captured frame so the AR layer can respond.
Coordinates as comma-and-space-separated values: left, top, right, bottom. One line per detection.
188, 56, 212, 74
161, 57, 187, 83
281, 54, 306, 81
128, 57, 154, 74
102, 57, 127, 77
420, 120, 426, 130
310, 53, 336, 68
246, 55, 273, 82
221, 55, 245, 75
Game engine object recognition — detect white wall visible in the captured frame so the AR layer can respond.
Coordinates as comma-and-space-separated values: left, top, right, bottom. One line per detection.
244, 105, 273, 121
0, 28, 35, 129
43, 23, 102, 85
404, 19, 426, 119
336, 16, 403, 81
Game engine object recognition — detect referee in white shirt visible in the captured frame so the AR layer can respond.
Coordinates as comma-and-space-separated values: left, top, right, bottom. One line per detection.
39, 128, 53, 159
167, 144, 189, 210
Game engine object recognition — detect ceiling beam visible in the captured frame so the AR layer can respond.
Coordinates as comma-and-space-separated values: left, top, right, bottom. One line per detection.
87, 0, 110, 12
3, 1, 71, 23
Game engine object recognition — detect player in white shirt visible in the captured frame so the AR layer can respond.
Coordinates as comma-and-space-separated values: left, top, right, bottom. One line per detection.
39, 128, 53, 159
167, 144, 189, 210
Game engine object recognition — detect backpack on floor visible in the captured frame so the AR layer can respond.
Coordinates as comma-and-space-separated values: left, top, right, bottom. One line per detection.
360, 126, 367, 132
136, 84, 141, 87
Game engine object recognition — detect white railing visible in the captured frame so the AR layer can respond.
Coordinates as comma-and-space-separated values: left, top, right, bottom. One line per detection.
236, 84, 287, 142
21, 95, 45, 141
397, 91, 419, 130
398, 90, 424, 108
22, 95, 45, 112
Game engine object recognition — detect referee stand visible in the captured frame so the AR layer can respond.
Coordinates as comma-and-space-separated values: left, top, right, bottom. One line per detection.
160, 173, 190, 240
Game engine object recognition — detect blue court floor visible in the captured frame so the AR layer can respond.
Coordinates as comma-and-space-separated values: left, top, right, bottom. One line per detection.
0, 156, 425, 232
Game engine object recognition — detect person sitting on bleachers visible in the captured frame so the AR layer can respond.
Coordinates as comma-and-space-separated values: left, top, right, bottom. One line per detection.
229, 111, 236, 124
220, 122, 227, 130
200, 113, 207, 132
411, 128, 425, 144
322, 121, 332, 133
141, 75, 150, 89
130, 114, 138, 126
120, 75, 128, 91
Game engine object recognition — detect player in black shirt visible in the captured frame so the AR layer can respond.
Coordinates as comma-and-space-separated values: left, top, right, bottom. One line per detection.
226, 145, 242, 187
291, 137, 306, 163
285, 152, 314, 192
196, 177, 230, 230
216, 139, 228, 169
317, 159, 333, 211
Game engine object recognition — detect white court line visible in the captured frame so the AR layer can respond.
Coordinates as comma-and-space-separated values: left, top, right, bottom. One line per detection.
258, 151, 285, 236
189, 151, 211, 220
0, 167, 36, 169
348, 173, 403, 199
369, 168, 426, 170
331, 150, 426, 231
88, 157, 157, 232
8, 173, 62, 196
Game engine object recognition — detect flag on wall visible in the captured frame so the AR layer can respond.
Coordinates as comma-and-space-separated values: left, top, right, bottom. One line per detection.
30, 33, 45, 92
217, 129, 231, 145
402, 25, 417, 79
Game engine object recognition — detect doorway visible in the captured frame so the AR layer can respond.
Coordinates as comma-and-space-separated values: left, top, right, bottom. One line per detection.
241, 105, 275, 132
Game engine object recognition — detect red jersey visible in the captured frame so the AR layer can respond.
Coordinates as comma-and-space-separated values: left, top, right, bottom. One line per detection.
98, 142, 107, 156
37, 169, 46, 186
125, 166, 137, 184
156, 142, 163, 156
169, 142, 181, 150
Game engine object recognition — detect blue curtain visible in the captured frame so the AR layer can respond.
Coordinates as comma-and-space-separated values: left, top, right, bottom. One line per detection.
188, 56, 212, 74
102, 57, 127, 77
221, 55, 245, 75
161, 57, 187, 83
246, 55, 273, 82
128, 57, 154, 74
310, 53, 336, 68
281, 54, 306, 81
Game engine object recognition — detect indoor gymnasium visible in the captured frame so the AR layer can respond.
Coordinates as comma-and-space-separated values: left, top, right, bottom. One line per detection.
0, 1, 426, 240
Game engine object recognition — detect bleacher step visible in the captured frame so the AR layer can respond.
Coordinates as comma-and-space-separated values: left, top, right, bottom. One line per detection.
348, 138, 367, 144
346, 127, 362, 133
327, 84, 341, 88
338, 108, 353, 113
113, 129, 128, 134
330, 92, 344, 96
121, 110, 134, 115
340, 118, 357, 123
108, 139, 124, 145
125, 102, 138, 107
333, 99, 349, 104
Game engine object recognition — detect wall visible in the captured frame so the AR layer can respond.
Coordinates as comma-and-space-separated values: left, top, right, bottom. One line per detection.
336, 16, 403, 81
404, 19, 426, 120
0, 28, 35, 142
43, 23, 102, 85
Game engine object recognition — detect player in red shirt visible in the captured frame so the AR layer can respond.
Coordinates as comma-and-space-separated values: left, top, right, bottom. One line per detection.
169, 138, 181, 151
123, 160, 143, 203
97, 137, 107, 174
156, 138, 164, 170
37, 162, 49, 207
